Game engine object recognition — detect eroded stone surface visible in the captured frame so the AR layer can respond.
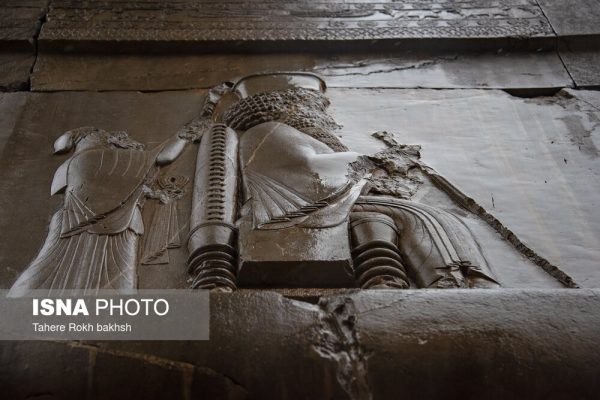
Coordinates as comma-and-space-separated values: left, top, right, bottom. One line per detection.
560, 47, 600, 89
0, 1, 48, 90
92, 350, 186, 399
38, 0, 554, 51
0, 0, 47, 47
89, 347, 247, 400
0, 1, 599, 398
0, 341, 90, 399
1, 88, 598, 288
538, 0, 600, 89
31, 50, 572, 92
538, 0, 600, 36
0, 90, 206, 290
0, 93, 28, 154
0, 52, 35, 91
318, 50, 572, 91
1, 290, 599, 399
329, 88, 600, 287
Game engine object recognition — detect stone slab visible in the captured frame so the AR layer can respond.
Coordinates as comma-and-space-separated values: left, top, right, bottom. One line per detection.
0, 51, 35, 91
0, 90, 207, 290
2, 290, 599, 399
91, 351, 192, 400
329, 88, 600, 287
0, 0, 48, 49
561, 49, 600, 89
0, 341, 90, 399
31, 50, 572, 91
0, 88, 599, 289
38, 0, 555, 52
319, 50, 573, 91
538, 0, 600, 37
0, 341, 247, 400
538, 0, 600, 88
0, 92, 28, 155
568, 89, 600, 110
558, 37, 600, 89
0, 1, 47, 90
238, 222, 355, 288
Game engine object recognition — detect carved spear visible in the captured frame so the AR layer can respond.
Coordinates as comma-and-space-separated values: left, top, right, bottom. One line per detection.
185, 83, 240, 292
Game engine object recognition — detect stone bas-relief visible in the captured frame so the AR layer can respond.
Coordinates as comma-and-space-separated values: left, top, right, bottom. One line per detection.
41, 0, 553, 45
10, 72, 573, 292
10, 127, 193, 292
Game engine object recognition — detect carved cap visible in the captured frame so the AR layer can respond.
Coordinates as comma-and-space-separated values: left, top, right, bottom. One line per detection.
232, 72, 326, 99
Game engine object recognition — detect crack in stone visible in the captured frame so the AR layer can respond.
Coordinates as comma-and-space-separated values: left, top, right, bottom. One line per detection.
533, 0, 577, 88
26, 0, 50, 91
424, 167, 579, 288
312, 297, 372, 400
569, 92, 600, 114
524, 89, 600, 155
351, 297, 408, 317
314, 55, 458, 78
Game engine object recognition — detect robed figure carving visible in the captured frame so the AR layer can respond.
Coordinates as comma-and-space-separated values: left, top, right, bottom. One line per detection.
11, 72, 499, 293
10, 127, 190, 294
187, 73, 500, 291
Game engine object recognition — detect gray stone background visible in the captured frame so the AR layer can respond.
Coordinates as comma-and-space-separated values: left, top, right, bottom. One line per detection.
0, 0, 599, 399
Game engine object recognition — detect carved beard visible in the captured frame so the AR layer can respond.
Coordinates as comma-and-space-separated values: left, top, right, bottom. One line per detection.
222, 88, 349, 152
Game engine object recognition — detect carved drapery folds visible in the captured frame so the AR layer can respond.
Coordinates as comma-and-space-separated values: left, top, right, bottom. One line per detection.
185, 72, 501, 291
12, 72, 508, 293
352, 198, 499, 289
10, 127, 191, 295
141, 175, 189, 265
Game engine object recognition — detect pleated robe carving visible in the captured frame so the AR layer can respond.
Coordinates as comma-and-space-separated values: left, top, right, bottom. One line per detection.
10, 143, 154, 293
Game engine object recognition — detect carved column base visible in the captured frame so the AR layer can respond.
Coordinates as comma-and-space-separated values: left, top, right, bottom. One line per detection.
350, 212, 410, 289
188, 246, 237, 292
187, 223, 238, 292
353, 196, 500, 289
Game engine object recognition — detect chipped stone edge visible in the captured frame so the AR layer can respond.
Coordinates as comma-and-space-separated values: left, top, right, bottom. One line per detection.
311, 297, 372, 400
424, 159, 578, 288
372, 131, 579, 288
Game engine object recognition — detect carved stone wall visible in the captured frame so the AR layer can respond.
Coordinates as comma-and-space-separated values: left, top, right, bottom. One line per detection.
1, 0, 600, 399
40, 0, 553, 43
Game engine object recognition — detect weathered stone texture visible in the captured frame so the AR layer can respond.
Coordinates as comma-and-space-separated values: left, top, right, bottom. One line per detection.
537, 0, 600, 89
329, 88, 600, 287
1, 290, 600, 399
0, 90, 205, 290
1, 88, 599, 288
30, 50, 573, 92
91, 349, 246, 400
538, 0, 600, 36
560, 48, 600, 89
557, 37, 600, 89
0, 341, 90, 399
0, 341, 247, 400
0, 1, 48, 90
0, 0, 599, 398
38, 0, 554, 48
0, 93, 28, 155
0, 0, 48, 46
0, 52, 36, 91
